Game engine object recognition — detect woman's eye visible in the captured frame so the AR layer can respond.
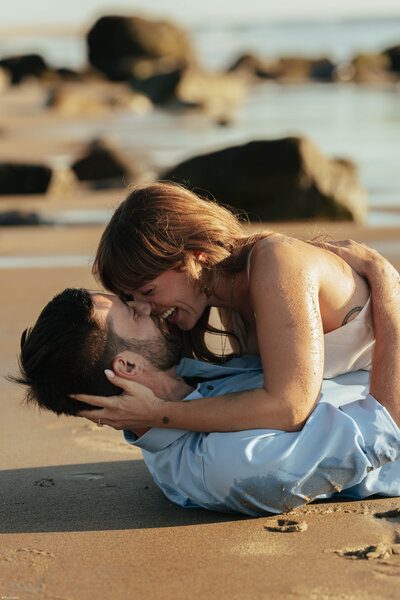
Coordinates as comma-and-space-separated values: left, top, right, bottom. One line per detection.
142, 289, 153, 296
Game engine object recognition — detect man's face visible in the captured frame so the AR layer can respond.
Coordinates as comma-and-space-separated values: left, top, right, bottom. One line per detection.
92, 293, 161, 342
91, 293, 183, 371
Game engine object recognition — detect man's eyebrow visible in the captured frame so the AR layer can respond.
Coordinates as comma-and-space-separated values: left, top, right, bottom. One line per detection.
119, 296, 133, 315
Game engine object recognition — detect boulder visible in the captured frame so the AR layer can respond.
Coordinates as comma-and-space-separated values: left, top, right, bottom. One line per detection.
174, 68, 247, 121
350, 53, 393, 83
228, 54, 278, 80
0, 210, 47, 226
0, 54, 48, 84
163, 137, 367, 222
87, 15, 196, 81
71, 139, 135, 188
0, 163, 52, 195
276, 57, 336, 82
48, 80, 152, 115
130, 68, 183, 104
382, 44, 400, 73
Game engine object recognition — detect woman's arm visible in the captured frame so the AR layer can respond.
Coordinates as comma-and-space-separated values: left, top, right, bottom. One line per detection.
159, 237, 324, 432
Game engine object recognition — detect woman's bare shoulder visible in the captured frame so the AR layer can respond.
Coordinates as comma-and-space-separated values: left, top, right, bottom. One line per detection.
250, 234, 312, 269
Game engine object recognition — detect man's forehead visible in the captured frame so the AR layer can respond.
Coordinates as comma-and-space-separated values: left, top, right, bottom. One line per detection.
90, 294, 121, 327
91, 292, 117, 309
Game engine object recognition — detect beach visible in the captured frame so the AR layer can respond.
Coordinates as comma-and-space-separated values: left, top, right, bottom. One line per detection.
1, 216, 400, 599
1, 17, 400, 599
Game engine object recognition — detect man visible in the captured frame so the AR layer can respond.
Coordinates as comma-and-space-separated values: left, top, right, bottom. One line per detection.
15, 242, 400, 516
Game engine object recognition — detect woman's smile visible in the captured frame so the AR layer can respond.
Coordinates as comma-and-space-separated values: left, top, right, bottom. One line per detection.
131, 269, 208, 330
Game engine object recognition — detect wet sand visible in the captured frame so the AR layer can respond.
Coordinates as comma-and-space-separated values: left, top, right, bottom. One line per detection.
1, 217, 400, 599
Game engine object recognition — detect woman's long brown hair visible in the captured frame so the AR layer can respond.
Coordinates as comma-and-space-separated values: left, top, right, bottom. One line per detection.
93, 181, 271, 362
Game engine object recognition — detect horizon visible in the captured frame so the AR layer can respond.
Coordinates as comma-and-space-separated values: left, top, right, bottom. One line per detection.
2, 0, 400, 30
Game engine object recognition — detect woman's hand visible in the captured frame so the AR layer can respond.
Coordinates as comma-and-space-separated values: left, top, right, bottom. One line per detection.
73, 370, 165, 431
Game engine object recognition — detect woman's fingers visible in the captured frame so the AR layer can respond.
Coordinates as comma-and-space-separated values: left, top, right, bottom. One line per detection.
71, 392, 116, 408
79, 409, 105, 420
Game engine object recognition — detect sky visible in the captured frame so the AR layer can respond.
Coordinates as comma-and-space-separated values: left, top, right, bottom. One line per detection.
3, 0, 400, 28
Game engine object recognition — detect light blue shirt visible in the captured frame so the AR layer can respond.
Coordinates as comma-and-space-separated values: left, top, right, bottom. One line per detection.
124, 356, 400, 516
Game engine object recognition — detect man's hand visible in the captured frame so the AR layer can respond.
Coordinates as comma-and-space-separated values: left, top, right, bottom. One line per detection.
73, 370, 165, 431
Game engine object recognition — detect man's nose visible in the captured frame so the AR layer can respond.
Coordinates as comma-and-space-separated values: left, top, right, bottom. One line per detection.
129, 300, 153, 315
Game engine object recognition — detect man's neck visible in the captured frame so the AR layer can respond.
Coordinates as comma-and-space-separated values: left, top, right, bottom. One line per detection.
139, 366, 194, 403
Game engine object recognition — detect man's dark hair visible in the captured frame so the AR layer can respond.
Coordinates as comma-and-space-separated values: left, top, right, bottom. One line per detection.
12, 288, 129, 416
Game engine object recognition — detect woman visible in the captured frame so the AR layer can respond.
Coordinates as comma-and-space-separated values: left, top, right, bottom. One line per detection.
85, 182, 374, 432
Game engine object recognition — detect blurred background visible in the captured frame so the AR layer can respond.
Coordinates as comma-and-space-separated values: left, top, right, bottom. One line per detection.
0, 0, 400, 265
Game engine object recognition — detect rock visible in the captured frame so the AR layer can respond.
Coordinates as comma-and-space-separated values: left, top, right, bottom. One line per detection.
130, 68, 183, 104
228, 54, 278, 80
87, 15, 196, 81
174, 68, 247, 121
0, 210, 47, 226
163, 137, 366, 222
0, 54, 48, 84
351, 52, 393, 83
0, 66, 10, 91
383, 44, 400, 73
0, 163, 52, 195
71, 139, 134, 188
48, 80, 151, 115
275, 57, 313, 81
310, 58, 336, 81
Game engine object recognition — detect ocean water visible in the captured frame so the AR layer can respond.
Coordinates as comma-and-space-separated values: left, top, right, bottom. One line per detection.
1, 17, 400, 213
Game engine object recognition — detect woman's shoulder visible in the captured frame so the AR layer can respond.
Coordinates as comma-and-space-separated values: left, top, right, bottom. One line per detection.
250, 234, 310, 268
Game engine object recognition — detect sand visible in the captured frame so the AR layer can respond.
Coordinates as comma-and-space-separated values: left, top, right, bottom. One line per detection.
1, 83, 400, 600
1, 221, 400, 600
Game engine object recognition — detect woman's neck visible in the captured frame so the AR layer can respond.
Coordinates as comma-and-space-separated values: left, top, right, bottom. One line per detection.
209, 269, 250, 316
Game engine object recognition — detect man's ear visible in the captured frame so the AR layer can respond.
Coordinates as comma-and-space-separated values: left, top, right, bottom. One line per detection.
112, 351, 143, 380
192, 251, 207, 263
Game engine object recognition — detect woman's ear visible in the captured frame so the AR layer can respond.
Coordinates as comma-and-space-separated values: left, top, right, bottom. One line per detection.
112, 352, 143, 380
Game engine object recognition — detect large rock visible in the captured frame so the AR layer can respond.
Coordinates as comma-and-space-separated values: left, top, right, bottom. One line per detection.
0, 163, 52, 195
350, 53, 393, 83
71, 139, 135, 188
163, 138, 367, 222
277, 57, 336, 82
0, 54, 48, 84
0, 210, 48, 226
174, 68, 247, 122
48, 80, 152, 115
383, 44, 400, 73
87, 15, 195, 81
228, 54, 278, 80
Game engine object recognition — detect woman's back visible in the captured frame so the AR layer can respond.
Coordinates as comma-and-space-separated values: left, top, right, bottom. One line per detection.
236, 235, 374, 377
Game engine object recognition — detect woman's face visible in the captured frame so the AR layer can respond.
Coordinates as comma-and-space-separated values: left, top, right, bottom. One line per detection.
129, 269, 209, 331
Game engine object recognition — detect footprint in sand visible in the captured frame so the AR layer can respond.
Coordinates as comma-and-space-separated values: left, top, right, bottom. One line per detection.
374, 507, 400, 521
264, 518, 307, 533
63, 472, 104, 481
33, 478, 55, 487
332, 543, 400, 560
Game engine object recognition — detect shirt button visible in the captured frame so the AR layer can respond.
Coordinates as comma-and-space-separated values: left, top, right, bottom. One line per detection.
207, 385, 214, 390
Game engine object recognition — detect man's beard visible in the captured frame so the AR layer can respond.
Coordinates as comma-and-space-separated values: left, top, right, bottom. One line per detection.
124, 333, 183, 371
